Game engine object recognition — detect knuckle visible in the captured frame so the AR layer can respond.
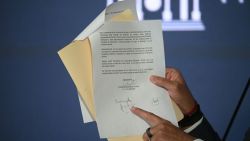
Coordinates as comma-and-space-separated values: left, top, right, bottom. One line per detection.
159, 122, 171, 130
172, 83, 179, 90
158, 78, 165, 84
158, 124, 165, 129
158, 130, 165, 136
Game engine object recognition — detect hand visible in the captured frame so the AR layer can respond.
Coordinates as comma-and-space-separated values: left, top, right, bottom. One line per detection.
131, 107, 195, 141
150, 68, 196, 115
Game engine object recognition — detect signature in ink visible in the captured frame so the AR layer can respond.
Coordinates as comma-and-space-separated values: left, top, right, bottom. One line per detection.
115, 97, 135, 113
152, 97, 160, 105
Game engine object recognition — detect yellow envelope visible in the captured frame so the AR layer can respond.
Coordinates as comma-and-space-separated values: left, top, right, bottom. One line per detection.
58, 9, 137, 120
58, 9, 183, 141
58, 39, 95, 118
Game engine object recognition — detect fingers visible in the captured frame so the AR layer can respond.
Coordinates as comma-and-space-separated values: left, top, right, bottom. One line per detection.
131, 107, 174, 140
143, 122, 177, 141
130, 107, 164, 126
149, 69, 196, 117
166, 68, 181, 81
149, 121, 172, 135
143, 126, 163, 141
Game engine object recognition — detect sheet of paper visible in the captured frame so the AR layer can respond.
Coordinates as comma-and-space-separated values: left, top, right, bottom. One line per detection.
74, 0, 137, 41
90, 20, 178, 138
73, 0, 138, 123
77, 9, 138, 123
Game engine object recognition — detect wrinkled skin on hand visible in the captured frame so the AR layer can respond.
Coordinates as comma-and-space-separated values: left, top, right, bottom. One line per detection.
131, 68, 198, 141
150, 68, 196, 115
131, 107, 195, 141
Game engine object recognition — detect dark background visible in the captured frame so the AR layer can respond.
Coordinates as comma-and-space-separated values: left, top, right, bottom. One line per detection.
1, 0, 250, 141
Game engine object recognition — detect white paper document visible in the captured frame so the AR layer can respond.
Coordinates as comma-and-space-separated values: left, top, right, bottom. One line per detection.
74, 0, 138, 123
89, 20, 178, 138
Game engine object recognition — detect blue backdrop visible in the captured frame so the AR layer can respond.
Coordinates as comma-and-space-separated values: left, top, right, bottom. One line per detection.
1, 0, 250, 141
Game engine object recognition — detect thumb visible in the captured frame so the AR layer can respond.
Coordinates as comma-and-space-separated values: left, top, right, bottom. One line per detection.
150, 75, 176, 91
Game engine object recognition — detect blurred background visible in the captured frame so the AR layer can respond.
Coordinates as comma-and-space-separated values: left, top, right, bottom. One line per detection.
1, 0, 249, 141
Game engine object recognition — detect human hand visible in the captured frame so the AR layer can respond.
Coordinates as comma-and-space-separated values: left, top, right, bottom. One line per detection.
150, 68, 196, 115
131, 107, 195, 141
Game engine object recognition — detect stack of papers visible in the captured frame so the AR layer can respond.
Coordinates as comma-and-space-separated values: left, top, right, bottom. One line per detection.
58, 0, 183, 140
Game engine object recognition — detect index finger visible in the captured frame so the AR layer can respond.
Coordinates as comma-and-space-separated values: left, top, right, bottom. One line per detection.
131, 107, 165, 126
